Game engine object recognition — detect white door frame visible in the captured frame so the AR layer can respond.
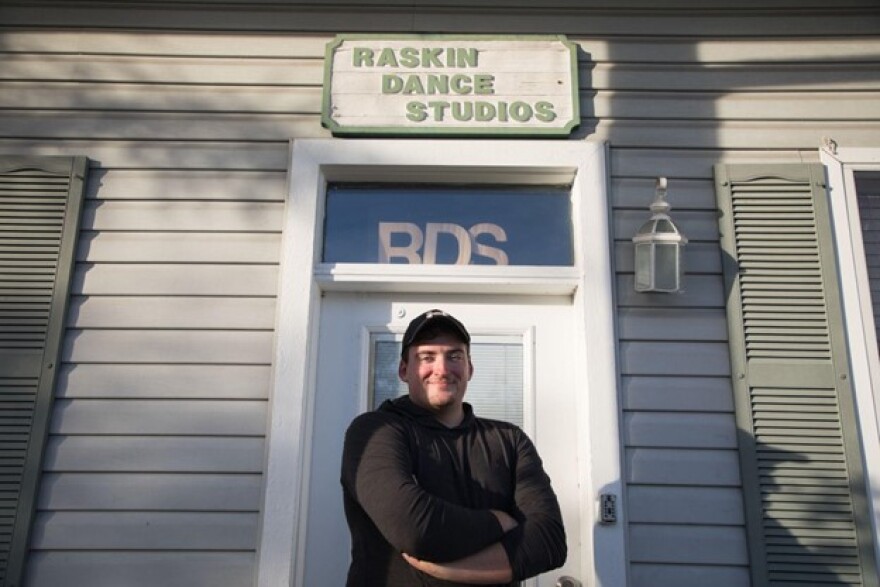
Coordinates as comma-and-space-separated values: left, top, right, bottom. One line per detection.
256, 138, 626, 587
821, 144, 880, 564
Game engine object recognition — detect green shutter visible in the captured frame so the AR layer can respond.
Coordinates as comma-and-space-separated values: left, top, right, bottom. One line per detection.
715, 163, 879, 586
0, 156, 86, 587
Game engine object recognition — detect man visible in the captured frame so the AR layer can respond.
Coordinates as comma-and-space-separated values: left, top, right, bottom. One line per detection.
341, 309, 567, 586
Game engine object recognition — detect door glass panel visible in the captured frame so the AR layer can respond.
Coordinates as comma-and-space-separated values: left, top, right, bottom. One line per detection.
371, 334, 524, 427
854, 171, 880, 351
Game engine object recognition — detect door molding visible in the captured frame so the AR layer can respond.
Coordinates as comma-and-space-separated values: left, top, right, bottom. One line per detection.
256, 139, 626, 586
821, 145, 880, 564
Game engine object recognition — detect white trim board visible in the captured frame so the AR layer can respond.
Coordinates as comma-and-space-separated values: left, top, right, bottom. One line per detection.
821, 145, 880, 568
255, 138, 626, 587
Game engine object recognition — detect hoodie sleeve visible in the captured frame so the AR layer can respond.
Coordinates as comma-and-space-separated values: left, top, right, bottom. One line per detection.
498, 430, 568, 580
341, 412, 504, 562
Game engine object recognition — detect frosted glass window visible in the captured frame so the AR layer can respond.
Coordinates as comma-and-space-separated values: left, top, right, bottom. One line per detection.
371, 335, 523, 427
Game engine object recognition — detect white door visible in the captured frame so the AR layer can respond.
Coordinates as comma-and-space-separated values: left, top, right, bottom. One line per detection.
301, 292, 584, 586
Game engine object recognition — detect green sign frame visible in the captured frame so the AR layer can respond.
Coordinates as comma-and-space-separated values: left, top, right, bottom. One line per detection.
321, 34, 581, 138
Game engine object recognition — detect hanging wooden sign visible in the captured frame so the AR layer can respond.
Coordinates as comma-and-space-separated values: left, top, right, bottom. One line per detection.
322, 35, 581, 137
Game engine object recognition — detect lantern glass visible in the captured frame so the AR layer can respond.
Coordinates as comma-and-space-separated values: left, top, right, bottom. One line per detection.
653, 218, 676, 234
653, 242, 682, 292
634, 242, 654, 291
634, 241, 684, 293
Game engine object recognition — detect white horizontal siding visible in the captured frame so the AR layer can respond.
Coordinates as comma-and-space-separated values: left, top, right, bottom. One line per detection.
84, 169, 286, 201
6, 84, 880, 119
619, 341, 731, 376
57, 364, 271, 399
612, 177, 717, 209
630, 564, 750, 587
625, 413, 738, 449
627, 448, 742, 486
618, 308, 728, 340
61, 330, 274, 364
4, 111, 879, 149
629, 524, 749, 565
409, 10, 880, 37
31, 512, 258, 550
610, 122, 745, 584
0, 54, 323, 85
0, 144, 821, 174
590, 64, 880, 92
48, 400, 266, 436
596, 119, 880, 149
617, 275, 726, 308
26, 552, 254, 587
73, 264, 279, 295
1, 6, 876, 587
621, 376, 733, 412
3, 29, 876, 63
43, 436, 264, 473
0, 83, 322, 112
77, 232, 281, 263
68, 296, 277, 329
610, 148, 821, 178
0, 112, 320, 141
3, 44, 876, 82
38, 473, 263, 510
82, 200, 283, 231
47, 150, 276, 587
1, 24, 291, 587
628, 486, 744, 525
0, 140, 291, 169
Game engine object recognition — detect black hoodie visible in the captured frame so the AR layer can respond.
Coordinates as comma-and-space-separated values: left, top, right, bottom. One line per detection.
341, 395, 567, 586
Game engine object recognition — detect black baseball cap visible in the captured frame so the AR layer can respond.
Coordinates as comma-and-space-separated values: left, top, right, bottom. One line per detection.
401, 309, 470, 359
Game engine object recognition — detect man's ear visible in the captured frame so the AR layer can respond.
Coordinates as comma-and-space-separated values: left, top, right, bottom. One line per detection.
398, 358, 408, 381
467, 358, 474, 381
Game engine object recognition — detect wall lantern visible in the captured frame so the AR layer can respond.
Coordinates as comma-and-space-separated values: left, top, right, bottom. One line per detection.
632, 177, 687, 293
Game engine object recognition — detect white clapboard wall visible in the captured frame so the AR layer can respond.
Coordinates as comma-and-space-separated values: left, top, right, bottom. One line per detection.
0, 2, 879, 586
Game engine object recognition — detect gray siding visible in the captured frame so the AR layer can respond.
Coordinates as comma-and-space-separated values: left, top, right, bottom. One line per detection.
1, 3, 879, 586
0, 26, 289, 586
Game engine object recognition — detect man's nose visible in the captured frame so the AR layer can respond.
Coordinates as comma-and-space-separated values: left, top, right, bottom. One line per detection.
432, 356, 451, 374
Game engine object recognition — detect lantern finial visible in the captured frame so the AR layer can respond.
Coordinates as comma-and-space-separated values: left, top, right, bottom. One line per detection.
651, 177, 670, 215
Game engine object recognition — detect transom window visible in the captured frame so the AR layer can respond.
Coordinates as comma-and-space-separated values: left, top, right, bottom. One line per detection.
322, 184, 573, 266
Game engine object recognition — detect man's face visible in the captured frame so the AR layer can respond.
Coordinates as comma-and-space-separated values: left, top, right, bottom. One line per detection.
399, 332, 473, 424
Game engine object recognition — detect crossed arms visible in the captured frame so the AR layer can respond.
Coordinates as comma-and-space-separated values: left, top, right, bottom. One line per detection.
341, 412, 567, 584
401, 509, 520, 583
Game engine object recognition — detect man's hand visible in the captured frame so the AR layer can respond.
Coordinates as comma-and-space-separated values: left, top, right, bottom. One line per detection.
400, 510, 517, 583
402, 541, 514, 585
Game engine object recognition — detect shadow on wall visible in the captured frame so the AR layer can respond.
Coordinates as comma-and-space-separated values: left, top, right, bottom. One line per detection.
739, 430, 869, 585
601, 28, 880, 587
